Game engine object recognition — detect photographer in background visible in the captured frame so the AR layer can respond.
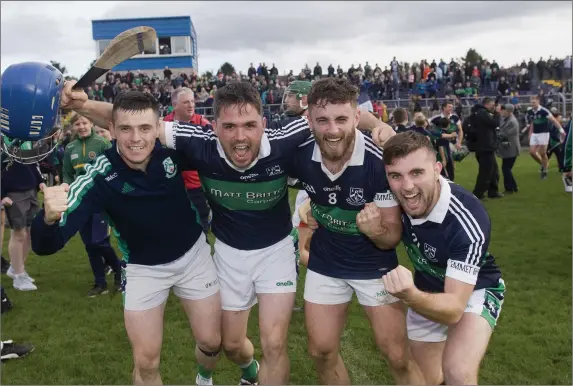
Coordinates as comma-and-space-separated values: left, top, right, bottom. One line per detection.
467, 97, 502, 199
497, 104, 521, 194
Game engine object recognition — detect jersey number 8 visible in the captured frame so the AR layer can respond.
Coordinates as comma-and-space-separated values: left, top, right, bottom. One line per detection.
328, 192, 337, 204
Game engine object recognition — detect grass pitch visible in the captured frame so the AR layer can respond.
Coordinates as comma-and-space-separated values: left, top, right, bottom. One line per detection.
1, 153, 571, 384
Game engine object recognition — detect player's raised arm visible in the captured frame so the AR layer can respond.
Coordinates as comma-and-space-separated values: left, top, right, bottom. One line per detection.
358, 110, 395, 147
61, 80, 169, 145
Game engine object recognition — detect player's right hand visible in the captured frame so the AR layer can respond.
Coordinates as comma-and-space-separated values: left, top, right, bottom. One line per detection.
1, 197, 13, 207
371, 121, 396, 148
60, 80, 88, 110
43, 184, 70, 225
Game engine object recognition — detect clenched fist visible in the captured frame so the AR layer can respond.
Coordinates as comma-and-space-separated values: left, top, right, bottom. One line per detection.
356, 202, 384, 238
60, 80, 88, 110
371, 121, 396, 148
381, 265, 416, 300
43, 184, 70, 225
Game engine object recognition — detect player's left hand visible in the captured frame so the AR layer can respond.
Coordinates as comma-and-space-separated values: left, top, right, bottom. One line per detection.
382, 265, 417, 300
356, 202, 383, 238
371, 121, 396, 148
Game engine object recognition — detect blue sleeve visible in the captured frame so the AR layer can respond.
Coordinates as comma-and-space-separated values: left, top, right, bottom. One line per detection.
164, 121, 217, 170
266, 116, 312, 147
444, 195, 491, 285
31, 160, 108, 255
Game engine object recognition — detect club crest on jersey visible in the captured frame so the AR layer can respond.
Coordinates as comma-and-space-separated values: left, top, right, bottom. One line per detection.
163, 157, 177, 178
423, 243, 438, 262
88, 151, 97, 160
266, 165, 283, 176
346, 187, 366, 206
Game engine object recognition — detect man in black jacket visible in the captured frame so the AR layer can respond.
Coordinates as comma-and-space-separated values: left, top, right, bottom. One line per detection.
469, 97, 503, 199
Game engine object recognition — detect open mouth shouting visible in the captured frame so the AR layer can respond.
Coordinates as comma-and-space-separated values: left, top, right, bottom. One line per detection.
402, 191, 422, 212
233, 143, 250, 160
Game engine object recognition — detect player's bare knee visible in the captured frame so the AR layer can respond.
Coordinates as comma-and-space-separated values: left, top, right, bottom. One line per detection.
196, 335, 222, 355
260, 333, 287, 361
222, 338, 243, 357
133, 349, 160, 375
443, 363, 476, 385
382, 344, 409, 372
10, 228, 27, 241
308, 341, 338, 364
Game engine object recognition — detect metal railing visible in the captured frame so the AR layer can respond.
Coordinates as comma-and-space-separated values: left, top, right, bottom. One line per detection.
164, 93, 572, 122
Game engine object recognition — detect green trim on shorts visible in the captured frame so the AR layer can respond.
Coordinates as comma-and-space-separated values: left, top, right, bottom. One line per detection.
480, 279, 506, 330
289, 227, 300, 264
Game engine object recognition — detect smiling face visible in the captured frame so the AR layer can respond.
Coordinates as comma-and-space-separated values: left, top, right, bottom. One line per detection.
72, 115, 92, 138
111, 108, 159, 170
309, 101, 359, 162
306, 77, 360, 163
212, 103, 265, 169
385, 148, 442, 218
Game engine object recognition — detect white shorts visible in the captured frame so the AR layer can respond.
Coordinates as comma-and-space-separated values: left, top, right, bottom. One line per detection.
359, 100, 374, 113
304, 269, 400, 307
530, 132, 550, 146
213, 235, 297, 311
407, 280, 506, 342
123, 239, 219, 311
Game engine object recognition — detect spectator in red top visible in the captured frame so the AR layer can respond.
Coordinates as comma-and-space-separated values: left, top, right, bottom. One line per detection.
162, 87, 211, 234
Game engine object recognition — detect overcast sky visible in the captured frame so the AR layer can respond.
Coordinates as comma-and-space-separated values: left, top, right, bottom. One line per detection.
1, 1, 572, 78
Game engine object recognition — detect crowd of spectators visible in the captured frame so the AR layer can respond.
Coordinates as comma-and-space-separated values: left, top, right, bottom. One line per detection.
83, 55, 572, 118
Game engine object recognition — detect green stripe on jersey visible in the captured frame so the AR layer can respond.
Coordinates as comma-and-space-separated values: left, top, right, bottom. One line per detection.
404, 241, 446, 280
311, 202, 360, 235
201, 176, 288, 211
61, 156, 112, 226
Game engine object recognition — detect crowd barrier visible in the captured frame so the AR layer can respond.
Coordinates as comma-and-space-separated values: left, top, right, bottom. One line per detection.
186, 93, 572, 122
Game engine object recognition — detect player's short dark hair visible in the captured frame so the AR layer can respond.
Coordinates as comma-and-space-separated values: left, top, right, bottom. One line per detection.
307, 78, 359, 111
112, 91, 160, 122
436, 117, 450, 129
213, 81, 262, 118
383, 131, 436, 166
392, 108, 408, 124
441, 101, 453, 110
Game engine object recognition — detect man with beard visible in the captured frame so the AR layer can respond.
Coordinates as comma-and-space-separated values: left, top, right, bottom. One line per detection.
381, 130, 505, 385
292, 78, 424, 385
60, 80, 395, 385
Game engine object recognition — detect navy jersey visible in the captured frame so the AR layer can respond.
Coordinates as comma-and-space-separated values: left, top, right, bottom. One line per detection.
401, 177, 502, 293
526, 106, 552, 134
290, 131, 400, 280
31, 141, 204, 266
164, 117, 311, 250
